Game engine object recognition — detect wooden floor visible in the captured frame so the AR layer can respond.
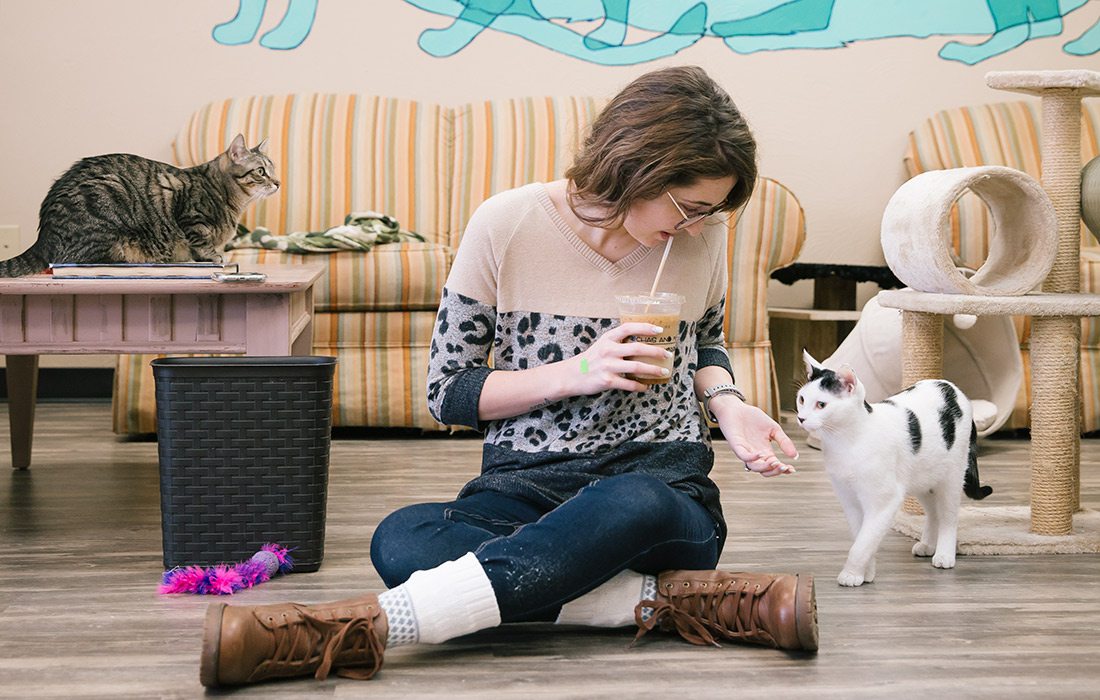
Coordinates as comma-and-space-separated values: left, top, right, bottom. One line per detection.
2, 402, 1099, 699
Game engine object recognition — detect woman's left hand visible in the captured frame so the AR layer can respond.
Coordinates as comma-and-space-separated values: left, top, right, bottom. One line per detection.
709, 395, 798, 477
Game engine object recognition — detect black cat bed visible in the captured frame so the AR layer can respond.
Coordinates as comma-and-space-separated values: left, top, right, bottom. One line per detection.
769, 262, 903, 290
770, 263, 903, 311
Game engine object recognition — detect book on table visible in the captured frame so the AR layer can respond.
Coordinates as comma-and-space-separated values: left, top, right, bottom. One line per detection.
47, 262, 239, 279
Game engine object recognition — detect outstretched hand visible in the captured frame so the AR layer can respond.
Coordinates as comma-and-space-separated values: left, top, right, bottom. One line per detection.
712, 398, 799, 477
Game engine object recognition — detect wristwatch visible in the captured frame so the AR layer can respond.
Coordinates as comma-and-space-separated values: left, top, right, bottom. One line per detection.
702, 383, 746, 422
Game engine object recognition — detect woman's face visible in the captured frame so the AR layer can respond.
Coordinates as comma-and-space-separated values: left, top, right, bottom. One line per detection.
621, 175, 737, 247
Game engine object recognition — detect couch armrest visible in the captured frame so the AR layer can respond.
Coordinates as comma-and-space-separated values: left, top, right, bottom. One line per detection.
722, 176, 806, 418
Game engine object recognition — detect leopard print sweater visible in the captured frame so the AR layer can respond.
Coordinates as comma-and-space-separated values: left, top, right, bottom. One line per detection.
427, 183, 735, 538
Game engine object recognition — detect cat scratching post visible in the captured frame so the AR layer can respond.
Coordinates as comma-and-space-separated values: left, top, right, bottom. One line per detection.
899, 312, 943, 515
879, 70, 1100, 537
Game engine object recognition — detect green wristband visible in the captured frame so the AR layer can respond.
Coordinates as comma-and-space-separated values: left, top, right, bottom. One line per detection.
579, 358, 589, 374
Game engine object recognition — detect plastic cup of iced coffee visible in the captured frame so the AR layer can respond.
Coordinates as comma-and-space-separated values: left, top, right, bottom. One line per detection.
616, 292, 684, 385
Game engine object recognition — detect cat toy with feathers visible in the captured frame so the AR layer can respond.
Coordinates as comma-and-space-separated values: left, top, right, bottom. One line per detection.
159, 544, 293, 595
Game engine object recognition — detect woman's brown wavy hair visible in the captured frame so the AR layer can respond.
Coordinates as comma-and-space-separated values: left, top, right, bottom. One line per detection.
565, 65, 757, 228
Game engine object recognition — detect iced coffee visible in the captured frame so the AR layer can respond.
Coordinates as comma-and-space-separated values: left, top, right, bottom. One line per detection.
616, 292, 684, 385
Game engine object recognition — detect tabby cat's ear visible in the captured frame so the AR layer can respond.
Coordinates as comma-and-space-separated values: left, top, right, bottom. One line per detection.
802, 349, 823, 379
228, 134, 248, 163
254, 137, 269, 153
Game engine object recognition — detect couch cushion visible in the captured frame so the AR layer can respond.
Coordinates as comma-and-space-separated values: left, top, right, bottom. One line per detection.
312, 310, 440, 428
226, 243, 450, 312
174, 94, 453, 245
312, 308, 437, 348
449, 96, 607, 249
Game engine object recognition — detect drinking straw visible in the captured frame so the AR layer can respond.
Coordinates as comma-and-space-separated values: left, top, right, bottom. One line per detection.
648, 236, 674, 297
641, 236, 675, 314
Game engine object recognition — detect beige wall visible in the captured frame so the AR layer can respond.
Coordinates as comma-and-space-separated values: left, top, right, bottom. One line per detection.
2, 0, 1098, 314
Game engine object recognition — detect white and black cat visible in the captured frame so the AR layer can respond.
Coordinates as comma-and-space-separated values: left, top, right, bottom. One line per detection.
0, 134, 278, 277
796, 351, 992, 587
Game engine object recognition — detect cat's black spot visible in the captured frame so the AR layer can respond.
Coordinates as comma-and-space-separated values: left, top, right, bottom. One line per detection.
809, 366, 843, 394
906, 409, 922, 453
881, 399, 896, 406
937, 381, 963, 450
864, 401, 873, 413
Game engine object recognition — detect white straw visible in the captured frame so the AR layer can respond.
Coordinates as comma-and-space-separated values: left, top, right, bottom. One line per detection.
648, 236, 674, 297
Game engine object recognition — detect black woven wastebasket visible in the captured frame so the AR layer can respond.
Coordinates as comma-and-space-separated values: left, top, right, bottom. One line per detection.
152, 356, 336, 572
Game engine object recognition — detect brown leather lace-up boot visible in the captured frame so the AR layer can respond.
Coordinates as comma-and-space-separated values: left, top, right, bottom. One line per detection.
199, 594, 388, 687
634, 571, 818, 652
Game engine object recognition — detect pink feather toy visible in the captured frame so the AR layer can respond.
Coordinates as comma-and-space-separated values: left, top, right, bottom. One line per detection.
159, 543, 294, 595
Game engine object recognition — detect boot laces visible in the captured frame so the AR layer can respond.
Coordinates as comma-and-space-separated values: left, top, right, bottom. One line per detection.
633, 577, 777, 647
266, 604, 384, 681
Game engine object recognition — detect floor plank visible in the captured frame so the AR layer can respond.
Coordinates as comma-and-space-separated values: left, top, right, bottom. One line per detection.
1, 402, 1099, 698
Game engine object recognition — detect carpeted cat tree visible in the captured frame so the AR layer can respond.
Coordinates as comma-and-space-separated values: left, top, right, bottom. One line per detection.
879, 70, 1100, 552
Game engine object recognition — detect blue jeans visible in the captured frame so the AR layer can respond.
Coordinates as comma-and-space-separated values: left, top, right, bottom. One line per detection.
369, 473, 722, 622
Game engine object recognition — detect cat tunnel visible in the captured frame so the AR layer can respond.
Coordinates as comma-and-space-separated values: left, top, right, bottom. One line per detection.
827, 293, 1022, 438
876, 70, 1100, 538
881, 166, 1057, 296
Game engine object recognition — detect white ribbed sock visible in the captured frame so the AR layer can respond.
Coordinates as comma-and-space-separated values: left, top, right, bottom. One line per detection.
377, 552, 501, 647
555, 571, 659, 627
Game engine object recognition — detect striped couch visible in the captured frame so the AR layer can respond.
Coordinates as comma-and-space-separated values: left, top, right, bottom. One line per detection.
904, 100, 1100, 432
112, 94, 805, 434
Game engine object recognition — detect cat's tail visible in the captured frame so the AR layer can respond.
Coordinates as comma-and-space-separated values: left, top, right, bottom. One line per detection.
964, 420, 993, 500
0, 243, 48, 277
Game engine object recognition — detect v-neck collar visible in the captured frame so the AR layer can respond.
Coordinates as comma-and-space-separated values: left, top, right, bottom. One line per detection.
533, 183, 654, 277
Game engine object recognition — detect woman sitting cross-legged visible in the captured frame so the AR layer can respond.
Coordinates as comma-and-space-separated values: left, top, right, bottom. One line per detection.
198, 65, 818, 688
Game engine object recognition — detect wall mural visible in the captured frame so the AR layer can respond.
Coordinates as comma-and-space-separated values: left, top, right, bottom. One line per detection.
213, 0, 318, 50
209, 0, 1100, 63
400, 0, 1100, 65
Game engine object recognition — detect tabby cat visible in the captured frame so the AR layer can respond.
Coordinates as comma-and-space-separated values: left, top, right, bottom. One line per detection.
796, 351, 992, 587
0, 134, 278, 277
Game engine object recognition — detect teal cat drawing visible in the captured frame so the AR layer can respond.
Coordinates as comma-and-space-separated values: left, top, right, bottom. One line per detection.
403, 0, 1100, 65
213, 0, 318, 50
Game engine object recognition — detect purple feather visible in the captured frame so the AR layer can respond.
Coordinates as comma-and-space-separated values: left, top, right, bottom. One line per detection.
207, 565, 243, 595
159, 566, 210, 595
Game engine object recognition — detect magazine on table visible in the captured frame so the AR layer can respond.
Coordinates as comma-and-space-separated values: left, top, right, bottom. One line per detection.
47, 262, 265, 282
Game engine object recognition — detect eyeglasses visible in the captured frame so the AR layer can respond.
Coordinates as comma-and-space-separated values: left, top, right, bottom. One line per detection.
666, 191, 726, 230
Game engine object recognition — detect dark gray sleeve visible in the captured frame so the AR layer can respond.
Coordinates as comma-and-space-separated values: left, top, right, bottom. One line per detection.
427, 288, 497, 429
696, 299, 735, 380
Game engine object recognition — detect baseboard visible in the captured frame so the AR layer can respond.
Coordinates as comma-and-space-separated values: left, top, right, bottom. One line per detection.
0, 367, 114, 401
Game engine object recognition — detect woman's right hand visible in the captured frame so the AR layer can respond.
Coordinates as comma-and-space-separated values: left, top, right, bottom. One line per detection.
568, 322, 671, 395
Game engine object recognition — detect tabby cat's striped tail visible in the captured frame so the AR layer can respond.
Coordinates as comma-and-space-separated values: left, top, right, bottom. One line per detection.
964, 420, 993, 500
0, 244, 48, 277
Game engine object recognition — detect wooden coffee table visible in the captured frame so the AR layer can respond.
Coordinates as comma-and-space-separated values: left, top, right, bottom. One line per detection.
0, 265, 324, 469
